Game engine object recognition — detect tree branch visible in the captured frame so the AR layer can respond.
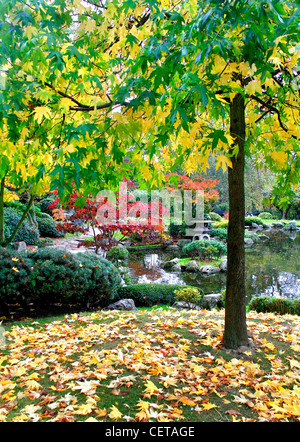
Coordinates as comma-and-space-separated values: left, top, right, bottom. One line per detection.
250, 95, 288, 132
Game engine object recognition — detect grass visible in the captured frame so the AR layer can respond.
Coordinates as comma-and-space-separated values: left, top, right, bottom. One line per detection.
0, 307, 299, 422
178, 257, 222, 267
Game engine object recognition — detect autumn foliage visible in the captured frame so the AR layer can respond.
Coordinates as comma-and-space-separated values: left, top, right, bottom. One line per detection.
165, 174, 219, 212
51, 181, 166, 252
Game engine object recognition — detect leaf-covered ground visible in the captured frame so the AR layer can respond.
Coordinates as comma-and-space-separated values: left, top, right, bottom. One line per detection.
0, 308, 299, 422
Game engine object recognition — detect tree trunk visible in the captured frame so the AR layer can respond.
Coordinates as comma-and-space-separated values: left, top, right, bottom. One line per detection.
223, 93, 249, 349
4, 193, 35, 247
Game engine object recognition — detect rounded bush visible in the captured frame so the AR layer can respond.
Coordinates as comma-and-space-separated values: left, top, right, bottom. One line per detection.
4, 207, 39, 245
106, 245, 129, 261
258, 212, 273, 220
209, 212, 222, 222
0, 247, 122, 311
244, 216, 266, 227
36, 212, 62, 238
182, 238, 227, 259
210, 228, 228, 241
174, 287, 203, 306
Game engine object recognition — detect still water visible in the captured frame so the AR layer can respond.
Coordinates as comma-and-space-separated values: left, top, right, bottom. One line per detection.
127, 229, 300, 302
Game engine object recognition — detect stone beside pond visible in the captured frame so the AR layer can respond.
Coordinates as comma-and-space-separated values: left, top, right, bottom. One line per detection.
161, 257, 227, 275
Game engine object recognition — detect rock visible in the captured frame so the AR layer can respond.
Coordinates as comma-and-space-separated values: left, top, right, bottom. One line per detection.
172, 263, 182, 272
200, 265, 220, 274
173, 301, 202, 311
251, 222, 260, 229
285, 220, 297, 230
272, 222, 284, 229
106, 299, 137, 311
219, 258, 227, 272
247, 232, 259, 242
12, 241, 27, 251
185, 260, 200, 272
202, 293, 223, 309
166, 244, 179, 251
244, 237, 254, 246
257, 234, 269, 242
162, 258, 179, 269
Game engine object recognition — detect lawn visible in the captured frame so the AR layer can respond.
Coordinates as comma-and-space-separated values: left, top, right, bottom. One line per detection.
0, 307, 299, 422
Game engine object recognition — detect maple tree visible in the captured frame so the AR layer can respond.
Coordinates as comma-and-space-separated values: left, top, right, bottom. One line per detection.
165, 173, 219, 213
113, 0, 300, 349
52, 181, 166, 252
1, 0, 300, 350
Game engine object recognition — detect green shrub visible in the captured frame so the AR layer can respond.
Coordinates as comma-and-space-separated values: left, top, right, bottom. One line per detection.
212, 220, 229, 229
106, 245, 129, 261
209, 228, 228, 241
248, 296, 300, 316
4, 201, 61, 239
182, 238, 227, 259
115, 284, 202, 307
4, 208, 40, 245
37, 195, 57, 216
258, 212, 273, 220
244, 216, 266, 227
168, 222, 188, 238
209, 212, 222, 222
0, 247, 122, 311
174, 287, 203, 306
36, 212, 62, 238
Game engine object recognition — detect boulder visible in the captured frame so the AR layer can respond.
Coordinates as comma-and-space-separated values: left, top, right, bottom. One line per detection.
219, 258, 227, 272
172, 263, 182, 272
257, 234, 269, 242
173, 301, 202, 311
285, 220, 297, 231
12, 241, 27, 251
244, 237, 254, 246
106, 299, 137, 311
272, 222, 285, 229
200, 265, 220, 274
185, 260, 200, 272
166, 244, 179, 252
202, 293, 223, 309
162, 258, 179, 269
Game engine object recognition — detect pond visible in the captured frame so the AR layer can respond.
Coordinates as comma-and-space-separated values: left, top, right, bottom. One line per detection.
127, 229, 300, 302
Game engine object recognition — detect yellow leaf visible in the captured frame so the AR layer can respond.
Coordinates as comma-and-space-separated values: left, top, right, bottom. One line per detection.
202, 402, 218, 411
108, 405, 123, 420
12, 266, 19, 273
215, 155, 232, 173
181, 397, 197, 406
143, 380, 160, 396
271, 151, 288, 165
33, 106, 53, 124
85, 417, 98, 422
95, 408, 107, 418
140, 165, 152, 181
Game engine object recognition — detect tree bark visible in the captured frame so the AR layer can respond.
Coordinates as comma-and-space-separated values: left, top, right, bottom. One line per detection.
223, 93, 249, 349
3, 193, 35, 247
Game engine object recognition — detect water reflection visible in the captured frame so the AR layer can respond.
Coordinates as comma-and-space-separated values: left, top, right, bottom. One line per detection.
127, 229, 300, 300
